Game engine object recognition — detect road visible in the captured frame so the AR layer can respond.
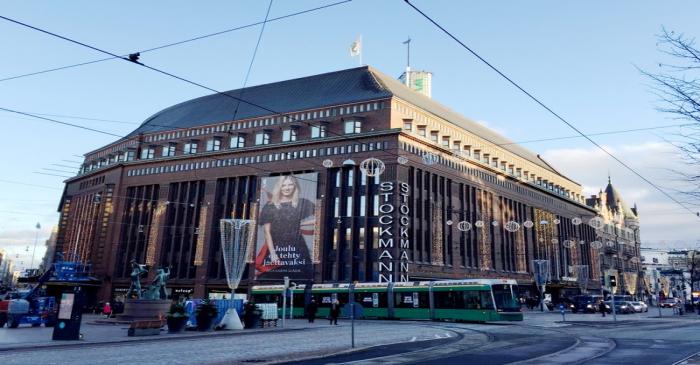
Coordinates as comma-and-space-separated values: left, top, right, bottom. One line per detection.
0, 309, 698, 364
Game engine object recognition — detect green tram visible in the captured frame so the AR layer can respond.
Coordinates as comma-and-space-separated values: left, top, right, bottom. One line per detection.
251, 279, 522, 322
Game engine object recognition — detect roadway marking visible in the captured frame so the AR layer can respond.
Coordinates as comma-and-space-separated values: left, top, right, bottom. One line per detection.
506, 336, 615, 365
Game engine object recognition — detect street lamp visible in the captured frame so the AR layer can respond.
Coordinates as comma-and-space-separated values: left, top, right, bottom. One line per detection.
29, 222, 41, 271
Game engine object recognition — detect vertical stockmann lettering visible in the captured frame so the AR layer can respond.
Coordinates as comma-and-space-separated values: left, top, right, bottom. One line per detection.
378, 181, 410, 282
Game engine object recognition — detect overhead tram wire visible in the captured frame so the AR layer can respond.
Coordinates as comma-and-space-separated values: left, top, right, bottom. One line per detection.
403, 0, 699, 219
0, 107, 122, 137
0, 0, 352, 83
0, 15, 602, 219
0, 14, 627, 218
230, 0, 274, 122
0, 14, 414, 181
498, 123, 697, 146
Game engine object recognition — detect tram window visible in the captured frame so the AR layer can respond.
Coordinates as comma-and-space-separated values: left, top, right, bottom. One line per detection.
395, 292, 429, 308
253, 294, 281, 305
358, 292, 387, 308
479, 291, 495, 309
434, 291, 465, 309
464, 291, 482, 309
492, 285, 519, 310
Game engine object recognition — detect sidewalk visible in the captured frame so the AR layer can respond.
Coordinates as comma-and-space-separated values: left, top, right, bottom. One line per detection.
0, 314, 310, 351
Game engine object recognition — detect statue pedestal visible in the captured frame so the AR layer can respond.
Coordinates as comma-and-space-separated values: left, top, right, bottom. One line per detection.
117, 299, 171, 321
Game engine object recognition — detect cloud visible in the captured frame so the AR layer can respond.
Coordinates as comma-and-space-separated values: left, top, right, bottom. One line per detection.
541, 141, 700, 246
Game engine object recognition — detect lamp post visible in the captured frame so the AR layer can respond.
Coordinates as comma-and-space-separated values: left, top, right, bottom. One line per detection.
29, 222, 41, 271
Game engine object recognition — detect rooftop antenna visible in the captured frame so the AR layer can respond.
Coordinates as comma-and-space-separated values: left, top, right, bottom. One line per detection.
403, 37, 411, 86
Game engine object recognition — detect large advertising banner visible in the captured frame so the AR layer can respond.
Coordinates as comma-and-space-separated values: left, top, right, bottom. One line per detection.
255, 173, 318, 280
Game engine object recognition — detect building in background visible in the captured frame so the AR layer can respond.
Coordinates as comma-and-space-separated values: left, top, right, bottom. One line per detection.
40, 226, 58, 272
586, 177, 643, 297
641, 247, 699, 302
54, 66, 603, 302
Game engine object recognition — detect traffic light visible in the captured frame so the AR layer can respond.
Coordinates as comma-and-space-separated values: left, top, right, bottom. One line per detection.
609, 275, 617, 287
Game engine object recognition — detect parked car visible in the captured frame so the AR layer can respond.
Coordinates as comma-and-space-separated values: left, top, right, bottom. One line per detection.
630, 301, 648, 313
660, 299, 678, 308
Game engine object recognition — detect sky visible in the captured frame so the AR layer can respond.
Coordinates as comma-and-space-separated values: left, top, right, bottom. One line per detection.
1, 0, 699, 272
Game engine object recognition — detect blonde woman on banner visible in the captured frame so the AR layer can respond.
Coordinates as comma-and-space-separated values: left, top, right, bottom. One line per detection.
256, 175, 316, 279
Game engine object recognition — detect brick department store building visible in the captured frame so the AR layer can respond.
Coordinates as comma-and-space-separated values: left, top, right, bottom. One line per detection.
55, 66, 605, 302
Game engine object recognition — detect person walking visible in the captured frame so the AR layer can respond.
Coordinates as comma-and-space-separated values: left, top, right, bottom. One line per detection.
102, 302, 112, 318
307, 299, 318, 323
329, 299, 340, 325
598, 300, 606, 317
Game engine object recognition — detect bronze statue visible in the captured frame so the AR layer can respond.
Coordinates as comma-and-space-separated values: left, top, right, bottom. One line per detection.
127, 259, 148, 299
144, 267, 170, 300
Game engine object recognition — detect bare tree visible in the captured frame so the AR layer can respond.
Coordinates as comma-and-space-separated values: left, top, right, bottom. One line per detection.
643, 28, 700, 201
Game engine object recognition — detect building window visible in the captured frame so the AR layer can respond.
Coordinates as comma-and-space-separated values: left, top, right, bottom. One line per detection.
359, 195, 366, 217
344, 119, 361, 134
311, 124, 327, 138
162, 143, 176, 157
473, 150, 480, 160
230, 135, 245, 149
452, 141, 461, 151
140, 147, 155, 159
346, 196, 353, 217
125, 150, 136, 161
442, 136, 450, 148
430, 131, 439, 143
282, 128, 297, 142
417, 126, 426, 137
334, 197, 341, 217
255, 131, 271, 145
184, 142, 198, 154
206, 138, 221, 151
403, 120, 413, 131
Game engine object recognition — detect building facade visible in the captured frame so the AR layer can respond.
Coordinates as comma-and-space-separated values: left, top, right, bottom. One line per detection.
54, 66, 603, 302
586, 179, 643, 296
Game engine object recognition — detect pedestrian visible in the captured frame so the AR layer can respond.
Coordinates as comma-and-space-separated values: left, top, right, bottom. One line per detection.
102, 301, 112, 318
307, 299, 318, 323
598, 300, 606, 317
329, 299, 340, 325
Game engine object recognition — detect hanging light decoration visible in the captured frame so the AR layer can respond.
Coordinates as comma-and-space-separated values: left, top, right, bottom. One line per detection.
523, 220, 534, 228
421, 153, 439, 166
588, 217, 605, 229
474, 220, 485, 228
553, 219, 561, 225
457, 221, 472, 232
491, 220, 499, 227
540, 220, 549, 225
551, 239, 559, 244
572, 217, 582, 226
590, 241, 603, 249
322, 159, 334, 168
504, 221, 520, 233
397, 156, 409, 165
562, 240, 574, 248
446, 220, 453, 226
360, 157, 386, 177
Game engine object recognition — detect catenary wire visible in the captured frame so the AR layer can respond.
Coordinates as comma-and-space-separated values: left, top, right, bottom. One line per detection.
230, 0, 274, 123
0, 0, 352, 83
0, 13, 657, 221
403, 0, 699, 219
